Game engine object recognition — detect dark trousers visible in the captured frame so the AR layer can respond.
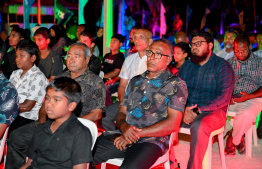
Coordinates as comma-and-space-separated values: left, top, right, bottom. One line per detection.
6, 121, 38, 169
102, 102, 119, 131
182, 110, 226, 169
8, 116, 35, 134
93, 133, 162, 169
105, 82, 119, 106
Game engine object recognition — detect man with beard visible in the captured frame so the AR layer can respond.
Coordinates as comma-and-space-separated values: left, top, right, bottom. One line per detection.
178, 31, 235, 169
225, 35, 262, 155
216, 31, 237, 60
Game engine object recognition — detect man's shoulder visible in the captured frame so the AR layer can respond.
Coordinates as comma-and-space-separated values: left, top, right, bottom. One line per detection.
125, 52, 138, 61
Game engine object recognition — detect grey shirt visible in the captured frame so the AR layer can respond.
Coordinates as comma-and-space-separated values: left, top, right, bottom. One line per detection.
38, 49, 63, 78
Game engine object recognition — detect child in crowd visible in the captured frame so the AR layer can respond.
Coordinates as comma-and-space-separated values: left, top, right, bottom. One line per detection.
9, 40, 49, 133
102, 34, 125, 106
33, 27, 63, 82
78, 31, 101, 75
169, 42, 191, 75
20, 77, 92, 169
2, 27, 26, 79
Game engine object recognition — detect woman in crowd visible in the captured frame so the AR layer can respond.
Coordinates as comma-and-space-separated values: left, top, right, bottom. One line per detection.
49, 25, 67, 56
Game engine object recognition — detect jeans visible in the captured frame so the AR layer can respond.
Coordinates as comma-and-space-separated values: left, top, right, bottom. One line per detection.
92, 133, 162, 169
6, 121, 38, 169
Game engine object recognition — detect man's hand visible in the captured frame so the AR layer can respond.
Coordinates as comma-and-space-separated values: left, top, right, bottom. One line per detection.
114, 135, 129, 151
105, 77, 118, 86
120, 123, 142, 143
234, 91, 250, 103
183, 104, 198, 125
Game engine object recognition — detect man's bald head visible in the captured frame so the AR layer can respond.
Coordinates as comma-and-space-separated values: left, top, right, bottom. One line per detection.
135, 28, 153, 39
175, 31, 189, 44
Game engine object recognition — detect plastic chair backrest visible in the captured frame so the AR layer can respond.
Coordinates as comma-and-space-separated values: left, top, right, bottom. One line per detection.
0, 127, 9, 160
77, 118, 98, 150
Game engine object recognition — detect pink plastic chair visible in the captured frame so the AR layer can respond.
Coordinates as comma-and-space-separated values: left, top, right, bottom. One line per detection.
227, 111, 258, 158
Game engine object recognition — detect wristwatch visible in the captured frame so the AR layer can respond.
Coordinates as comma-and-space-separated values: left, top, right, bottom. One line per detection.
193, 107, 200, 115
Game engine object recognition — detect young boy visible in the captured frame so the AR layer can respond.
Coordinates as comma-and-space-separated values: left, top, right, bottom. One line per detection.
101, 34, 125, 106
78, 31, 101, 75
2, 27, 26, 79
21, 77, 92, 169
33, 27, 63, 81
9, 40, 49, 133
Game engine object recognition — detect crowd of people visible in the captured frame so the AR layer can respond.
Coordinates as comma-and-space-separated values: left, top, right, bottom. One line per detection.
0, 21, 262, 169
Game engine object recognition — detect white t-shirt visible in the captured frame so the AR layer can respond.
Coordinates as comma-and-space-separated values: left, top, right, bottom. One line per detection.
216, 48, 234, 60
10, 65, 49, 120
119, 52, 147, 82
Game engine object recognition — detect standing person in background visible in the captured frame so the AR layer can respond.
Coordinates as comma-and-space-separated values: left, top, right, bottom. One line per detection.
49, 25, 67, 56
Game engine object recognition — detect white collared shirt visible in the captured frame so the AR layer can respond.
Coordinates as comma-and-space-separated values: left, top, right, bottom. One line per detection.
10, 65, 49, 120
216, 48, 234, 60
119, 52, 147, 82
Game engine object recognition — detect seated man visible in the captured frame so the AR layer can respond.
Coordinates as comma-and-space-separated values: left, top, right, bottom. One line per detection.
102, 34, 125, 106
178, 31, 235, 169
0, 39, 19, 138
9, 40, 49, 133
2, 27, 26, 79
5, 42, 105, 169
102, 28, 152, 131
33, 27, 63, 82
216, 31, 237, 60
20, 77, 92, 169
225, 34, 262, 155
92, 39, 188, 169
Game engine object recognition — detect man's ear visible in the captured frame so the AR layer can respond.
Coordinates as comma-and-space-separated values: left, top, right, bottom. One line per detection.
148, 39, 153, 46
0, 53, 2, 61
208, 42, 214, 51
68, 102, 78, 111
119, 42, 123, 47
91, 42, 95, 48
85, 56, 90, 65
249, 44, 251, 51
30, 55, 36, 63
47, 38, 51, 44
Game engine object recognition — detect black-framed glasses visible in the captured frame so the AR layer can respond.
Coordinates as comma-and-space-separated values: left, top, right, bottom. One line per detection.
189, 41, 207, 48
146, 50, 170, 59
234, 50, 249, 55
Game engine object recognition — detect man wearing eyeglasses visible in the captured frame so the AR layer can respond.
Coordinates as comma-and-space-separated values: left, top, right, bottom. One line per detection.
102, 29, 153, 131
225, 34, 262, 155
92, 39, 188, 169
178, 31, 235, 169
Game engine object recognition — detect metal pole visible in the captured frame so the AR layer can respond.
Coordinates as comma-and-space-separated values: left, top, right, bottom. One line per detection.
37, 0, 41, 25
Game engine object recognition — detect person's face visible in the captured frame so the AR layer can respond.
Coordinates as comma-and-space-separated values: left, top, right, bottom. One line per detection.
110, 38, 122, 51
174, 47, 187, 62
50, 28, 55, 37
79, 35, 92, 48
133, 30, 152, 52
147, 42, 171, 72
190, 36, 212, 58
129, 28, 138, 43
66, 45, 89, 73
224, 32, 235, 48
77, 26, 85, 39
45, 88, 76, 120
256, 34, 262, 49
9, 30, 21, 47
33, 34, 50, 50
15, 49, 35, 71
234, 42, 250, 61
97, 28, 103, 38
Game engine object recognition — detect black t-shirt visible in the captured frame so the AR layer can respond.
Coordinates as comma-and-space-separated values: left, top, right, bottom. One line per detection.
26, 114, 92, 169
102, 52, 125, 74
2, 49, 18, 79
88, 54, 101, 75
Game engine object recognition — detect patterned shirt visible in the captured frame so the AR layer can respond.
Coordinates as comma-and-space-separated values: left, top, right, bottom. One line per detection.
227, 53, 262, 95
122, 70, 188, 153
253, 50, 262, 58
0, 73, 19, 126
9, 65, 48, 120
59, 68, 105, 117
178, 53, 235, 113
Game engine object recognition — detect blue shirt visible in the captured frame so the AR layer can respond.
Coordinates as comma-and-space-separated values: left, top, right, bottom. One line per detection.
178, 53, 235, 113
0, 72, 19, 126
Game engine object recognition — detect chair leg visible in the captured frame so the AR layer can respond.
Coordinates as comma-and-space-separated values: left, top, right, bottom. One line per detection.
218, 133, 226, 169
252, 122, 258, 146
245, 126, 252, 158
101, 163, 106, 169
202, 135, 212, 169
